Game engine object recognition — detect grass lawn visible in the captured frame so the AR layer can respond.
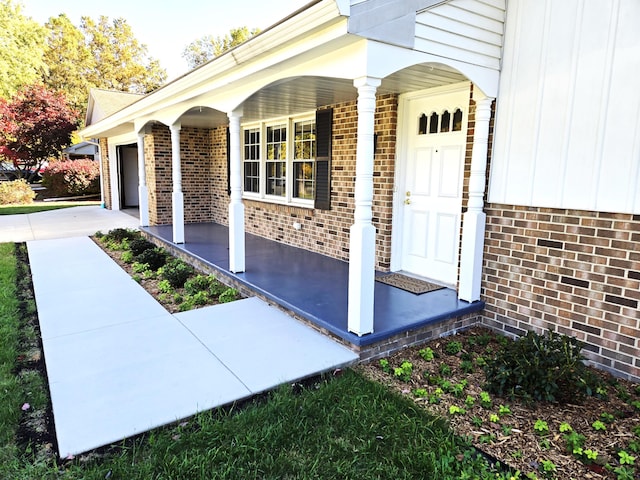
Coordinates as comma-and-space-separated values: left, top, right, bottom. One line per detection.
0, 243, 516, 479
0, 201, 100, 215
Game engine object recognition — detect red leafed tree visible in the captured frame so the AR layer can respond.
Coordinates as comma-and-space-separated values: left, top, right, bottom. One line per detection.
0, 84, 79, 181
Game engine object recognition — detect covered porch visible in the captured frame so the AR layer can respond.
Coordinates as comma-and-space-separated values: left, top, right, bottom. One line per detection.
143, 222, 483, 358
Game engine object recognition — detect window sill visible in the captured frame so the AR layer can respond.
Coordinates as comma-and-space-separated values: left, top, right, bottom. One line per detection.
243, 198, 316, 215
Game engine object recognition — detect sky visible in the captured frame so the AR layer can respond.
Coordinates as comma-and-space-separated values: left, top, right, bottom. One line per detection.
22, 0, 311, 80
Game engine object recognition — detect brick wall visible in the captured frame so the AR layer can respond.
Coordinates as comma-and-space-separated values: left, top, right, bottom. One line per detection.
146, 125, 173, 225
242, 95, 398, 269
99, 138, 111, 209
481, 206, 640, 381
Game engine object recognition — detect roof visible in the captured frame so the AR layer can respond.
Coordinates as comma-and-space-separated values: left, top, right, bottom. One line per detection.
85, 89, 145, 127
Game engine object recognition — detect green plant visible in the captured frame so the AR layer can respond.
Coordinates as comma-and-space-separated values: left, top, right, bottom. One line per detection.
438, 363, 452, 377
218, 287, 238, 304
185, 274, 214, 295
418, 347, 435, 361
592, 420, 606, 431
618, 450, 636, 466
190, 291, 210, 306
479, 391, 492, 408
498, 404, 511, 416
128, 238, 155, 256
379, 358, 391, 374
131, 261, 150, 274
539, 459, 556, 474
464, 395, 475, 407
564, 430, 585, 453
460, 359, 474, 373
121, 250, 134, 263
600, 412, 615, 423
483, 329, 598, 403
501, 424, 513, 436
445, 340, 463, 355
394, 361, 413, 382
471, 416, 483, 427
158, 279, 173, 294
559, 422, 572, 433
161, 259, 194, 288
613, 466, 636, 480
534, 419, 549, 435
413, 388, 428, 398
135, 248, 167, 271
451, 380, 468, 398
489, 413, 500, 423
449, 405, 465, 416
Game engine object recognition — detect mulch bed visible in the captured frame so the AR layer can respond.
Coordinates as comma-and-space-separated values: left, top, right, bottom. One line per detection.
358, 328, 640, 479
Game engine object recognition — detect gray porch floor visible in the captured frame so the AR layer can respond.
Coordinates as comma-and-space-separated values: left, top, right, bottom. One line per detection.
143, 222, 484, 347
28, 237, 358, 457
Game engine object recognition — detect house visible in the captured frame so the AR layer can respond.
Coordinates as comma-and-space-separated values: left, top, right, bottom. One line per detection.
62, 141, 99, 161
81, 0, 640, 382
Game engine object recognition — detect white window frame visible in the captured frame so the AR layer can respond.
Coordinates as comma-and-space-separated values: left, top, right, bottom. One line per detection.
241, 113, 316, 207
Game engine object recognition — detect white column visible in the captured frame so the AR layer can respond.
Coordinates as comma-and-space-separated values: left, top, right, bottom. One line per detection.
170, 123, 185, 244
459, 94, 494, 302
137, 132, 149, 227
348, 77, 381, 336
228, 110, 245, 273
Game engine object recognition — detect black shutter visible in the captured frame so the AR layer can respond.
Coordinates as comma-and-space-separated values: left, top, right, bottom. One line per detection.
314, 108, 332, 210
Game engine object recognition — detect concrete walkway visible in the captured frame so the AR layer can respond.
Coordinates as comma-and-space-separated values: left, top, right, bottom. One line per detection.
28, 237, 358, 458
0, 205, 139, 242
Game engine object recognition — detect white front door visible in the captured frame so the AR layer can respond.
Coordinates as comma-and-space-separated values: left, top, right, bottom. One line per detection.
396, 85, 469, 286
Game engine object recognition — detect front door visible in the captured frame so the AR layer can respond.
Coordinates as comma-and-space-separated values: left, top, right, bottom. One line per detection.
397, 86, 469, 286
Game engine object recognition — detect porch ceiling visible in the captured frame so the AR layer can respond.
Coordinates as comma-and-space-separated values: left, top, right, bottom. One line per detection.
178, 63, 468, 127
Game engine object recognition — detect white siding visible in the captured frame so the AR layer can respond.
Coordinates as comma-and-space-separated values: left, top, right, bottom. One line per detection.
415, 0, 506, 70
489, 0, 640, 214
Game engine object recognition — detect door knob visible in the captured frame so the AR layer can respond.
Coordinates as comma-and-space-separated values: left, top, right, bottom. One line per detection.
404, 199, 411, 205
406, 191, 411, 197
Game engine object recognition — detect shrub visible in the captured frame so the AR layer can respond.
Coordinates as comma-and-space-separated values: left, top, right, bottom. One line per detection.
102, 228, 139, 244
41, 159, 100, 197
483, 330, 598, 403
160, 259, 193, 288
219, 288, 238, 304
184, 274, 214, 295
128, 238, 155, 256
0, 179, 35, 205
134, 248, 167, 271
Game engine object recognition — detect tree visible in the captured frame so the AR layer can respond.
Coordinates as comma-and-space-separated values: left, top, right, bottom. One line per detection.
182, 26, 260, 70
42, 14, 95, 113
0, 84, 79, 181
0, 0, 47, 99
80, 16, 167, 94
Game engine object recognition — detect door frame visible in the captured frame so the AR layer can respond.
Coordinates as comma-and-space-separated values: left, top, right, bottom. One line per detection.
390, 81, 471, 279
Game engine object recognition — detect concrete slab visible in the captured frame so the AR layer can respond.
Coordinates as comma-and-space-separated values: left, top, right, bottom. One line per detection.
176, 298, 359, 393
28, 237, 358, 458
0, 205, 139, 243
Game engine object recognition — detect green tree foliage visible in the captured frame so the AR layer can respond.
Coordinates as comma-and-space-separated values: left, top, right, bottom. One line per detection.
0, 84, 79, 181
182, 26, 260, 70
0, 0, 47, 99
42, 14, 94, 113
80, 16, 167, 94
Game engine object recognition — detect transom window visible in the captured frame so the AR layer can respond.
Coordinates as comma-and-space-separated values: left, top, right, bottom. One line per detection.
242, 115, 316, 205
418, 108, 463, 135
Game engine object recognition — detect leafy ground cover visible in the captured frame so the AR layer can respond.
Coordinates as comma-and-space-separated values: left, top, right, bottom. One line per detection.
359, 329, 640, 479
1, 242, 521, 479
94, 228, 240, 312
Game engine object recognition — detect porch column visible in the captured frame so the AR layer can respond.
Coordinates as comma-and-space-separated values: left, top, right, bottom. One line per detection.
459, 94, 494, 302
227, 109, 245, 273
136, 132, 149, 227
348, 76, 381, 336
170, 123, 185, 244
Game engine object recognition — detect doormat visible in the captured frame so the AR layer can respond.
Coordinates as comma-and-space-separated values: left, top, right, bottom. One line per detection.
375, 273, 445, 295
